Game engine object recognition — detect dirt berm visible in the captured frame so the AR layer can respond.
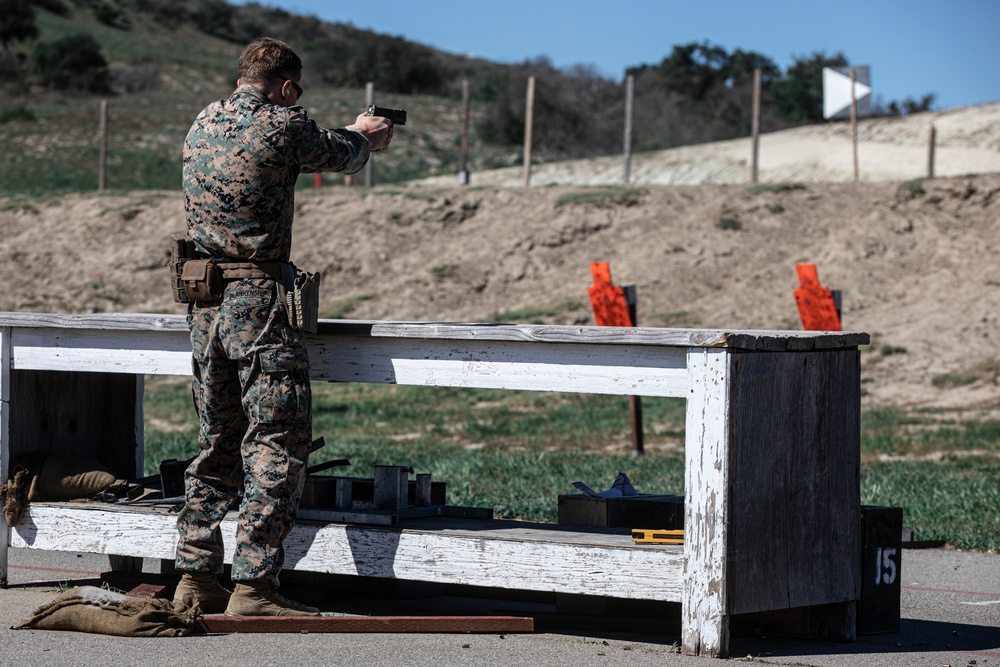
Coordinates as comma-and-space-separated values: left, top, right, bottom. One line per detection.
2, 171, 999, 414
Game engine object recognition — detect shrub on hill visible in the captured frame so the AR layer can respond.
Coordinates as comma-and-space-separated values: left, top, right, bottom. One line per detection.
31, 32, 110, 93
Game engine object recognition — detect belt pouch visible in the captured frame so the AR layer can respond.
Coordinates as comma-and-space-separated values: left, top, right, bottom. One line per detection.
181, 259, 223, 302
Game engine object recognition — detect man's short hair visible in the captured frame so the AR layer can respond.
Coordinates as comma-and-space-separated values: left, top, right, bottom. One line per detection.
237, 37, 302, 84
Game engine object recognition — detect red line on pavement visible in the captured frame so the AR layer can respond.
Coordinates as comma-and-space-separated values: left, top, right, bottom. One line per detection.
903, 584, 999, 597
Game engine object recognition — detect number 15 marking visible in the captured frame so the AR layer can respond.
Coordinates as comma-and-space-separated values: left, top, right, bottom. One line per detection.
875, 547, 898, 585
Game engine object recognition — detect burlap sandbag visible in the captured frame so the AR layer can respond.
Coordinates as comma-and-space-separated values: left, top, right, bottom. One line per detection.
15, 452, 128, 502
0, 465, 31, 525
15, 586, 198, 637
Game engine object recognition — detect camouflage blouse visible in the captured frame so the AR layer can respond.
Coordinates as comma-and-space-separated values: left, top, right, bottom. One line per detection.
183, 85, 370, 263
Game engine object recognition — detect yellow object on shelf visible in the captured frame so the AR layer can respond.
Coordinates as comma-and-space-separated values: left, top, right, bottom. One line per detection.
631, 529, 684, 544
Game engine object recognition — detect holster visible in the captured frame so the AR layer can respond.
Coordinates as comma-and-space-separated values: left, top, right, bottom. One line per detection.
169, 233, 195, 303
284, 268, 321, 334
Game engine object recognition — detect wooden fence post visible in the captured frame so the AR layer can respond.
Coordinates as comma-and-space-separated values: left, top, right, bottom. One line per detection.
623, 74, 634, 184
459, 78, 471, 185
850, 68, 859, 183
927, 124, 936, 178
750, 69, 761, 184
623, 283, 644, 457
364, 81, 375, 187
98, 99, 108, 192
523, 76, 535, 188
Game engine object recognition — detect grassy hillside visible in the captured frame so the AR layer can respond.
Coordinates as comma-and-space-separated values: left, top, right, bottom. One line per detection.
0, 1, 525, 194
2, 1, 928, 196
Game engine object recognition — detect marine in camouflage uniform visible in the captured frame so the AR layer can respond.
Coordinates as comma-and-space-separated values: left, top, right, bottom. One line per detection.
175, 38, 389, 593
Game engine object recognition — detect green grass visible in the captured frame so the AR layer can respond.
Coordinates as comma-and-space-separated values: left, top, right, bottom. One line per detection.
860, 406, 1000, 458
142, 378, 1000, 550
862, 459, 999, 551
716, 216, 742, 231
143, 380, 688, 522
931, 359, 1000, 388
554, 188, 644, 208
747, 182, 806, 196
430, 264, 458, 281
898, 178, 927, 199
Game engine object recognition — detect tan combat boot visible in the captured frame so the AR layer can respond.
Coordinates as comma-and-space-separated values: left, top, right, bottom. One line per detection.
224, 581, 321, 616
173, 571, 233, 614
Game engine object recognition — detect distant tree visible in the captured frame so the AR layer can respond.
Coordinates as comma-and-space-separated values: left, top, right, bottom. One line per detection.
312, 34, 444, 95
646, 42, 729, 100
192, 0, 235, 41
475, 57, 623, 159
621, 43, 785, 149
902, 93, 936, 114
0, 0, 39, 51
724, 49, 780, 87
31, 33, 111, 93
771, 51, 849, 122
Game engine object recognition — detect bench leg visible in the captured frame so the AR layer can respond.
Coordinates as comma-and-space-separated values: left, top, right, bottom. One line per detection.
0, 326, 11, 588
681, 348, 731, 657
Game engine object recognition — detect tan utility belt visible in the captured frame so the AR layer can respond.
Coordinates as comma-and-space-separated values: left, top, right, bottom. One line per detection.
171, 233, 291, 303
175, 258, 289, 302
216, 261, 286, 282
169, 233, 319, 333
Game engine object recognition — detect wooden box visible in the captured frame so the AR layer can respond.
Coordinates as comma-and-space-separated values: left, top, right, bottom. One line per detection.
557, 494, 684, 529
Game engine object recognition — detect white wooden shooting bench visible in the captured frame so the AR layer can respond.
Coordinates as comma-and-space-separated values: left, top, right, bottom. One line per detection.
0, 312, 867, 657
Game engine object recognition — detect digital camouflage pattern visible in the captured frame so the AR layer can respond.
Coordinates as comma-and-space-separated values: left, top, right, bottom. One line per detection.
176, 84, 370, 584
175, 281, 311, 582
183, 85, 369, 262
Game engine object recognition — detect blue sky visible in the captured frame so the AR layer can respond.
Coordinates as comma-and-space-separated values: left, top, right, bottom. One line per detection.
235, 0, 998, 110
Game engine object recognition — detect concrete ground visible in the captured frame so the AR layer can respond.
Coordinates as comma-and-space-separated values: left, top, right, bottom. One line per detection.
2, 546, 998, 667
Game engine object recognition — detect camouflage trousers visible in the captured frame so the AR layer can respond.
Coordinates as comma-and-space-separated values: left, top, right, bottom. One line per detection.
175, 277, 312, 585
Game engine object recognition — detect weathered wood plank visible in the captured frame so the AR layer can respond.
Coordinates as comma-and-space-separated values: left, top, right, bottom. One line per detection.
324, 321, 868, 350
682, 348, 731, 658
726, 350, 861, 615
12, 504, 685, 602
8, 323, 691, 396
308, 336, 690, 397
0, 312, 869, 351
0, 312, 189, 332
10, 327, 191, 375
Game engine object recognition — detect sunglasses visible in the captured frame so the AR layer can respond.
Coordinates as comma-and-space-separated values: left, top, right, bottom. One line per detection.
288, 80, 303, 99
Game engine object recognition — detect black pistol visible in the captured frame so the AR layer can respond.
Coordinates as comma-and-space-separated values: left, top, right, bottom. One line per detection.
366, 104, 407, 126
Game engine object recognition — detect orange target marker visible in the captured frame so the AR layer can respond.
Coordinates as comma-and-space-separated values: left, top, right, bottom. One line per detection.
587, 262, 633, 327
794, 263, 841, 331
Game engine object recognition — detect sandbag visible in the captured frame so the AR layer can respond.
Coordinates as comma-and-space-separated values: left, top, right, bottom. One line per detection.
0, 465, 31, 525
16, 451, 127, 502
1, 453, 128, 527
15, 586, 198, 637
